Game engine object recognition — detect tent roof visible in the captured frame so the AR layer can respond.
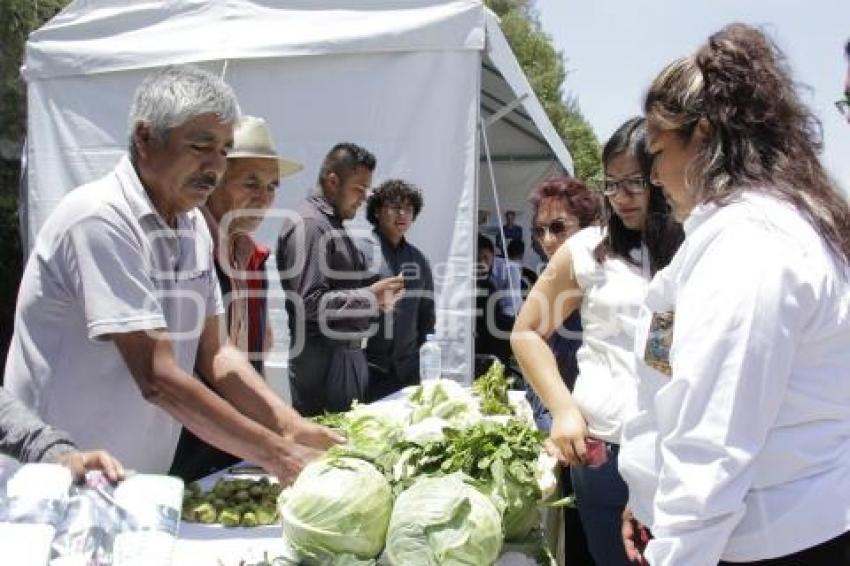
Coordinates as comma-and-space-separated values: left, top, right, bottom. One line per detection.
481, 11, 572, 175
24, 1, 572, 176
24, 0, 485, 80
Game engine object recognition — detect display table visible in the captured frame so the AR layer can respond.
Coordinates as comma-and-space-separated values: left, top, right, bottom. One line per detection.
173, 388, 562, 566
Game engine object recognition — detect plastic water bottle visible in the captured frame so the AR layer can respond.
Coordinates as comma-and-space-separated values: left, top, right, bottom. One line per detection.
419, 334, 442, 382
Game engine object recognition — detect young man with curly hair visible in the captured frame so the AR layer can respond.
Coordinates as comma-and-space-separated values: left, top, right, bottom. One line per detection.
360, 179, 435, 401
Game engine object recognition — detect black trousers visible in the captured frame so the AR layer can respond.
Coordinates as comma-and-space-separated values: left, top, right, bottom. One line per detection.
289, 341, 368, 417
719, 529, 850, 565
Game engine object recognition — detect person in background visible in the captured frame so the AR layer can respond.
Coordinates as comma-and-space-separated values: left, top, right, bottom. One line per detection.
1, 387, 123, 482
360, 179, 435, 401
474, 234, 511, 363
170, 115, 303, 481
277, 143, 404, 416
524, 176, 600, 565
3, 65, 340, 483
489, 240, 523, 321
838, 39, 850, 124
511, 117, 684, 566
503, 209, 523, 243
497, 209, 523, 255
507, 238, 537, 297
619, 24, 850, 565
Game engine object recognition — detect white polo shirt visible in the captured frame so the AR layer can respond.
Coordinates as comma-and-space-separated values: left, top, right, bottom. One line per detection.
619, 192, 850, 564
567, 226, 650, 443
4, 155, 223, 473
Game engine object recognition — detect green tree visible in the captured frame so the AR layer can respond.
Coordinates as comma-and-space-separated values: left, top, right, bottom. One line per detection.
485, 0, 602, 181
0, 0, 70, 367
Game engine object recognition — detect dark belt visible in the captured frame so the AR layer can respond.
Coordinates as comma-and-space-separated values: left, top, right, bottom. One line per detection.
338, 337, 368, 350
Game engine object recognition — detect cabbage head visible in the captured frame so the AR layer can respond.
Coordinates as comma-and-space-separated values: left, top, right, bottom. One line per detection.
279, 457, 392, 564
407, 380, 480, 428
328, 406, 404, 470
384, 473, 502, 565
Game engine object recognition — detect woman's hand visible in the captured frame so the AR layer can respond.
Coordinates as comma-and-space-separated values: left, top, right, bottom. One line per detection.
548, 405, 589, 466
622, 506, 651, 565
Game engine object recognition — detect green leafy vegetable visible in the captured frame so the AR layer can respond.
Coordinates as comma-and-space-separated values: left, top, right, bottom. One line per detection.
407, 379, 479, 427
314, 405, 404, 475
384, 473, 503, 566
473, 360, 514, 416
279, 457, 392, 564
392, 419, 545, 541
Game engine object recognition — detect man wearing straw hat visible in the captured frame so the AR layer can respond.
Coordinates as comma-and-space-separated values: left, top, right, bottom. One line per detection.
170, 115, 303, 481
4, 66, 340, 483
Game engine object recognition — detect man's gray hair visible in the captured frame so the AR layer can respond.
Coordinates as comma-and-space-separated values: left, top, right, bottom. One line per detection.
128, 64, 239, 151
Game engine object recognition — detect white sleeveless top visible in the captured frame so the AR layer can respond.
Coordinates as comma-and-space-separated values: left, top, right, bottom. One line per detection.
566, 226, 650, 443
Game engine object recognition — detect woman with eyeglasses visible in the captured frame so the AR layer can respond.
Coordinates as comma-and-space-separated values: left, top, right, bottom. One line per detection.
618, 24, 850, 566
512, 117, 684, 565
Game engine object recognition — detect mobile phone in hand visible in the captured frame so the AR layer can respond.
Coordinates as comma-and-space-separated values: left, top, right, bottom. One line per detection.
585, 438, 609, 468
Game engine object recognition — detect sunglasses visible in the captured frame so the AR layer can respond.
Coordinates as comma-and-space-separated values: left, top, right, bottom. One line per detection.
532, 217, 578, 240
601, 175, 648, 197
836, 95, 850, 118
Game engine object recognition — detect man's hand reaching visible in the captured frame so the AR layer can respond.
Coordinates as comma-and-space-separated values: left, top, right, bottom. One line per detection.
370, 275, 405, 312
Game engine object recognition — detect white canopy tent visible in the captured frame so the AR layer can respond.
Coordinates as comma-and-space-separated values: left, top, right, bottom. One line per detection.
22, 0, 572, 381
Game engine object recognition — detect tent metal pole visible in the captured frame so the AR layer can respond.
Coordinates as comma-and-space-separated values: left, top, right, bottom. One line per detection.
479, 115, 520, 320
483, 93, 528, 128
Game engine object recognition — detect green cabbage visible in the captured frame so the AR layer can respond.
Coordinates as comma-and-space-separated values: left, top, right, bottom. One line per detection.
278, 457, 392, 564
488, 461, 540, 541
407, 380, 480, 428
328, 406, 404, 470
384, 473, 503, 565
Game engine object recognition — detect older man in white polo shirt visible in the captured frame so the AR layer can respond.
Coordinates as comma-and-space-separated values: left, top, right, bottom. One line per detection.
4, 65, 339, 481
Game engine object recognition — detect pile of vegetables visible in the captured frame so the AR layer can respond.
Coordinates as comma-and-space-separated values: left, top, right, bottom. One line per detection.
208, 362, 554, 564
182, 477, 282, 527
392, 420, 547, 541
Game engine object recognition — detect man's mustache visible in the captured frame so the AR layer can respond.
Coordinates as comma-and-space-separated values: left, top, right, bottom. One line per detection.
188, 173, 219, 189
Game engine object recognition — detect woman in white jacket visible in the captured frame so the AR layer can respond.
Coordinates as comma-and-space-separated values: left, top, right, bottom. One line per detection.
619, 23, 850, 566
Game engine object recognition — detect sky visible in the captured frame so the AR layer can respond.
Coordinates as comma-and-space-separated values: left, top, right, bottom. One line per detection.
536, 0, 850, 195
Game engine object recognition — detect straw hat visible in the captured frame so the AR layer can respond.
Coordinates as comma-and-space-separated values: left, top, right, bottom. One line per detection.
228, 115, 303, 178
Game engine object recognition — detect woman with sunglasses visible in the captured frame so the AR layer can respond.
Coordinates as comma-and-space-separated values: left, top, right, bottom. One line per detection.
512, 117, 684, 565
619, 24, 850, 566
526, 177, 599, 565
526, 177, 601, 420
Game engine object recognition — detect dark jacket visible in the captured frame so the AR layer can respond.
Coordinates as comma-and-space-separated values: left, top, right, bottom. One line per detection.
277, 195, 377, 416
360, 230, 435, 400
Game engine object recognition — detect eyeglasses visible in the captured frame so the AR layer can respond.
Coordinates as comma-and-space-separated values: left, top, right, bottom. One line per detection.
387, 204, 415, 216
601, 176, 648, 197
532, 217, 578, 240
836, 96, 850, 118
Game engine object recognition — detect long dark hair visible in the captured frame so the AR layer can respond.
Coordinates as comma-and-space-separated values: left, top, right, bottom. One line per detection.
645, 24, 850, 263
593, 117, 684, 275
